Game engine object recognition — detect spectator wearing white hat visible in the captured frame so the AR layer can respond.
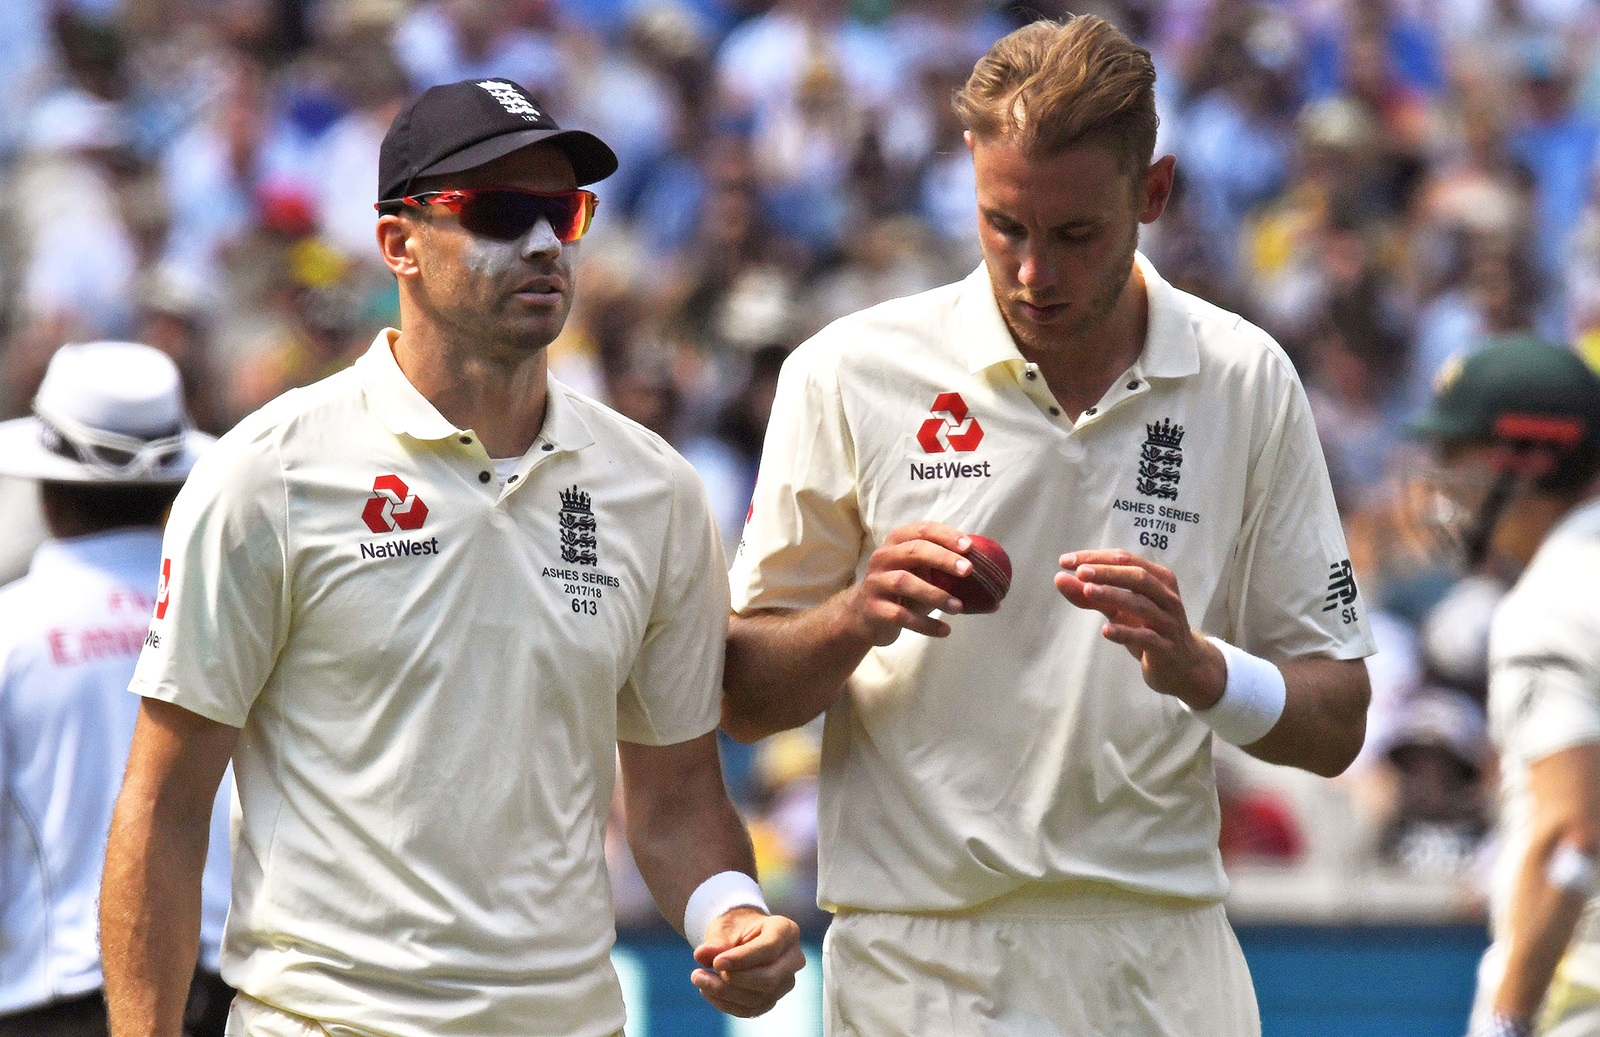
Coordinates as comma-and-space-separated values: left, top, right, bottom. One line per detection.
0, 342, 232, 1037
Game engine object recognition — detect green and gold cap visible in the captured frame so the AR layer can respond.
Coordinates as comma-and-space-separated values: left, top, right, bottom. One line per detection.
1407, 335, 1600, 453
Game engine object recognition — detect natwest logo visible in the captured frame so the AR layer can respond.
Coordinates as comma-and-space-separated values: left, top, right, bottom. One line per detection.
362, 475, 429, 533
917, 392, 984, 453
155, 558, 172, 619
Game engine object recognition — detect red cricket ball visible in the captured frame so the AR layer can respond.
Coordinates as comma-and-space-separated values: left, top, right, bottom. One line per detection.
926, 534, 1012, 614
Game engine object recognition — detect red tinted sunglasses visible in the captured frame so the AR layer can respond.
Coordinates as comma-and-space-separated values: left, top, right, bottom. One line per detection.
376, 188, 598, 243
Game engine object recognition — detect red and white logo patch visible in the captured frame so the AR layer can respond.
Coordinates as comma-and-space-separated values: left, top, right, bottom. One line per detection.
362, 475, 429, 533
917, 392, 984, 453
155, 557, 172, 619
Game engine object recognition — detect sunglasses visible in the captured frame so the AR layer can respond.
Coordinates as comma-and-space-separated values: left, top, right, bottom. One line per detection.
376, 188, 598, 243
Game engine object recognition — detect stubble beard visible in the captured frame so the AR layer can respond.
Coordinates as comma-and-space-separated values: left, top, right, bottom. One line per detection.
1003, 233, 1138, 359
419, 262, 572, 361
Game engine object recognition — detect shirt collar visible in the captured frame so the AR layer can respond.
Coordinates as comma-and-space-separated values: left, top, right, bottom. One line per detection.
539, 376, 595, 454
1135, 252, 1200, 379
356, 330, 461, 441
954, 265, 1027, 375
952, 253, 1201, 380
355, 329, 595, 454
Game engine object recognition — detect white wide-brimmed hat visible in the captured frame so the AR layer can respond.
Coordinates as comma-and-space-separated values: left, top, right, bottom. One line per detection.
0, 341, 213, 483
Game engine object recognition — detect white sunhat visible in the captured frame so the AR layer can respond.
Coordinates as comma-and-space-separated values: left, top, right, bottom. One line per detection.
0, 341, 213, 484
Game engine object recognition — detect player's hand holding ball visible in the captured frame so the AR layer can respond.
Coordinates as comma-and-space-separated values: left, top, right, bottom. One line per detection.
853, 524, 1013, 645
925, 534, 1012, 614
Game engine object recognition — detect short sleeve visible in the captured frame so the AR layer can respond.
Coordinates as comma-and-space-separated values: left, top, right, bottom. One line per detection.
1492, 659, 1600, 765
1220, 361, 1375, 661
129, 419, 290, 727
615, 457, 729, 745
1489, 534, 1600, 763
728, 340, 864, 612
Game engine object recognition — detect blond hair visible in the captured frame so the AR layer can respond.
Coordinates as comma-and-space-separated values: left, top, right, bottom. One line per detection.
954, 15, 1158, 175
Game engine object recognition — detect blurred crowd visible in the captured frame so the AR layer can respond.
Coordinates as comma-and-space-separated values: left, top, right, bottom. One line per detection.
6, 0, 1600, 929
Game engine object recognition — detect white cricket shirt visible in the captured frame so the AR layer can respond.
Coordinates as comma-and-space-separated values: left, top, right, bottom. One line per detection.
1, 529, 230, 1013
730, 256, 1375, 912
131, 331, 728, 1037
1479, 499, 1600, 1010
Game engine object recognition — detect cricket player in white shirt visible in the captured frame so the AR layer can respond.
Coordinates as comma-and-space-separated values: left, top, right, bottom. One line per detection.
724, 16, 1374, 1036
1408, 336, 1600, 1037
100, 80, 802, 1037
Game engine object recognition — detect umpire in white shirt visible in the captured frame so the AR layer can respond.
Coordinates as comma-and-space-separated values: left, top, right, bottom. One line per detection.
0, 342, 232, 1037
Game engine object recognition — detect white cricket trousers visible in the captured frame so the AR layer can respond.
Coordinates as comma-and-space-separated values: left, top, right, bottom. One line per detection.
823, 883, 1260, 1037
224, 993, 623, 1037
1471, 941, 1600, 1037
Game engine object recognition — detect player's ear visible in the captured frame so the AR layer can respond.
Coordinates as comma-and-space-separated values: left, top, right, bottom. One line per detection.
1139, 155, 1176, 224
376, 213, 421, 278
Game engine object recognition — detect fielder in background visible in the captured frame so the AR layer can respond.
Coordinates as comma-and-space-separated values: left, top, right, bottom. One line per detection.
723, 15, 1374, 1035
1407, 337, 1600, 1037
0, 342, 232, 1037
100, 78, 802, 1037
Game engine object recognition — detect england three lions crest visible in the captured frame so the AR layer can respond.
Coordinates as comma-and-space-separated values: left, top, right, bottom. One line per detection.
1136, 419, 1185, 501
559, 485, 598, 565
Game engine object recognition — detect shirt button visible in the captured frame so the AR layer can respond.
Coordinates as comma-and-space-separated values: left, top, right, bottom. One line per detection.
1127, 380, 1140, 390
459, 435, 473, 445
479, 471, 491, 483
508, 474, 519, 483
541, 443, 554, 452
1025, 370, 1037, 380
1049, 406, 1061, 416
1086, 407, 1097, 415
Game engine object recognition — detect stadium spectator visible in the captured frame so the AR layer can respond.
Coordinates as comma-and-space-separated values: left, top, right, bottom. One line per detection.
566, 6, 713, 222
225, 237, 376, 423
156, 54, 273, 295
393, 0, 570, 99
1403, 240, 1541, 425
1171, 28, 1296, 287
1373, 685, 1492, 881
1506, 38, 1600, 330
11, 85, 140, 344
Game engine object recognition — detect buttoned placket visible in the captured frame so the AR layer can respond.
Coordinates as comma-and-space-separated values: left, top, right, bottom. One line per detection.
1016, 362, 1152, 430
450, 432, 562, 502
501, 439, 562, 500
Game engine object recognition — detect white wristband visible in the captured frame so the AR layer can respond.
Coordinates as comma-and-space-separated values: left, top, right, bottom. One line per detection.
1188, 637, 1287, 746
684, 870, 768, 945
1547, 843, 1600, 897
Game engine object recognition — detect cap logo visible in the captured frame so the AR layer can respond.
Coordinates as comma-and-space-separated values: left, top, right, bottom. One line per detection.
1433, 353, 1465, 396
476, 80, 542, 122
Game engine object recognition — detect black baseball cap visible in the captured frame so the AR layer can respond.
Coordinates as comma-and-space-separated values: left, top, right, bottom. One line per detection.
377, 78, 618, 203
